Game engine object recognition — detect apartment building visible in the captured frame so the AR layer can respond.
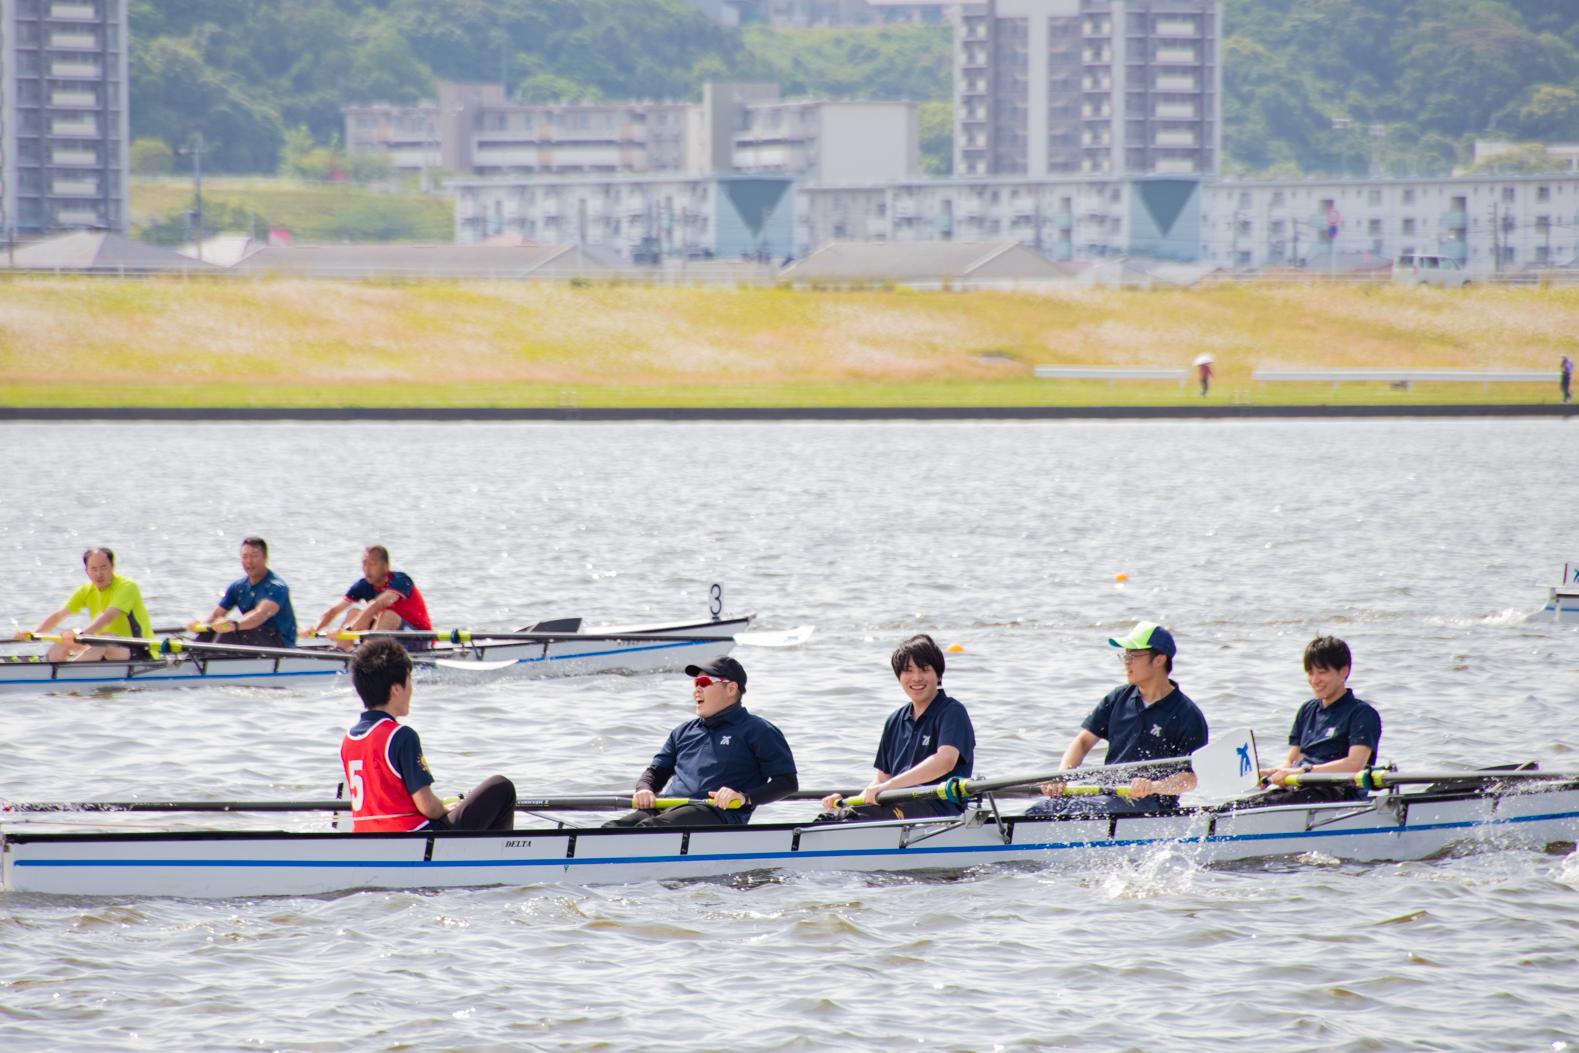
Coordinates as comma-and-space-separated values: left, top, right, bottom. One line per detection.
795, 174, 1199, 260
451, 173, 795, 263
347, 82, 916, 184
0, 0, 130, 236
954, 0, 1221, 179
1202, 175, 1579, 273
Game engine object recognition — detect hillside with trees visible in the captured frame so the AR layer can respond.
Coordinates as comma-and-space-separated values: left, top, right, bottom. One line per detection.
128, 0, 1579, 179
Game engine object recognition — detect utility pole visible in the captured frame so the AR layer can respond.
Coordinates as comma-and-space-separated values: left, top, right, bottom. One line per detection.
178, 133, 206, 262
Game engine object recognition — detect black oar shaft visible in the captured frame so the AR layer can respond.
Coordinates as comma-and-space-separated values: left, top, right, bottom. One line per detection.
354, 630, 734, 644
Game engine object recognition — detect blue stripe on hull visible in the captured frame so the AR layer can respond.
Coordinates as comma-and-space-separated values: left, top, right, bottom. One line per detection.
17, 807, 1579, 873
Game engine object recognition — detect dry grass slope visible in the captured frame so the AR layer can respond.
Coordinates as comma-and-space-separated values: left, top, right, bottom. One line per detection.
2, 278, 1577, 407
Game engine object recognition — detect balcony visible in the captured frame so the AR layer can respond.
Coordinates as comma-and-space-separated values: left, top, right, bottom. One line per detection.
50, 90, 97, 108
1156, 20, 1200, 37
1083, 48, 1112, 63
1155, 130, 1198, 147
51, 177, 98, 196
50, 117, 98, 136
1439, 209, 1467, 231
1155, 103, 1197, 120
54, 207, 101, 225
51, 148, 97, 165
1154, 158, 1197, 175
49, 32, 97, 49
49, 3, 97, 19
1155, 47, 1199, 64
49, 61, 100, 79
1156, 75, 1198, 91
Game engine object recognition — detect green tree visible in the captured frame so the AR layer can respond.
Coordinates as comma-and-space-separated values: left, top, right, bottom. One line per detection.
919, 100, 952, 175
130, 137, 175, 175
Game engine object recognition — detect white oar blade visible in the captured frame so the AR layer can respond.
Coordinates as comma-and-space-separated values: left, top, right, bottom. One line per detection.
1188, 726, 1261, 799
734, 625, 815, 648
430, 658, 518, 674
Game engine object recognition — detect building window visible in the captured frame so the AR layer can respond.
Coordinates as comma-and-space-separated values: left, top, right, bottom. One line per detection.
1368, 218, 1382, 235
1538, 186, 1551, 202
1367, 189, 1381, 206
1403, 189, 1416, 205
1502, 187, 1515, 203
1402, 218, 1416, 235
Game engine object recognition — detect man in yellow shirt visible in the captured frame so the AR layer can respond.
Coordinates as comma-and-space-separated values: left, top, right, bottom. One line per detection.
16, 547, 154, 662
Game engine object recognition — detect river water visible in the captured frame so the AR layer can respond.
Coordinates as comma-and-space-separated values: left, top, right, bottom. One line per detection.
1, 419, 1576, 1052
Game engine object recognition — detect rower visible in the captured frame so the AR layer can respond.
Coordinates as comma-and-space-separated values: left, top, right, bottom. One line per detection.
818, 634, 976, 822
604, 656, 798, 828
14, 547, 152, 662
1255, 635, 1381, 803
341, 638, 516, 832
188, 536, 297, 649
311, 545, 433, 651
1026, 621, 1208, 816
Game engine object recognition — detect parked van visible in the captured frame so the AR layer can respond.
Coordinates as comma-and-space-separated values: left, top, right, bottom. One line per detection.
1393, 253, 1471, 288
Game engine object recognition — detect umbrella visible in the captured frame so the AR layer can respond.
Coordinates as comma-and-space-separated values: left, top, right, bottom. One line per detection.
1192, 354, 1215, 366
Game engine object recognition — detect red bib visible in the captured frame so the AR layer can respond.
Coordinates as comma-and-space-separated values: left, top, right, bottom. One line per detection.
340, 717, 427, 832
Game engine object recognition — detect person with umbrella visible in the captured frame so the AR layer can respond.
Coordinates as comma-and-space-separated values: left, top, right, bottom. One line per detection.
1194, 354, 1215, 397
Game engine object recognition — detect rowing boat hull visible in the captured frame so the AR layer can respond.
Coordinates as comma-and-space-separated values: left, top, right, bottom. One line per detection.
1543, 588, 1579, 622
0, 617, 748, 693
7, 783, 1577, 898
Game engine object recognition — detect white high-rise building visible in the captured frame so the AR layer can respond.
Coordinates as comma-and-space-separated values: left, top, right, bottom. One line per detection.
954, 0, 1221, 179
0, 0, 131, 236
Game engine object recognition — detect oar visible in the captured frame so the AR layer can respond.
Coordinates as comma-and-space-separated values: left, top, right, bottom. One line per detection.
2, 796, 742, 815
314, 629, 736, 645
73, 634, 353, 662
828, 727, 1261, 809
1269, 767, 1579, 791
5, 623, 191, 646
734, 625, 816, 648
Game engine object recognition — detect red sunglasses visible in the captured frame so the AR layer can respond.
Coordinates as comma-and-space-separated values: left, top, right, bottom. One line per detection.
693, 675, 733, 688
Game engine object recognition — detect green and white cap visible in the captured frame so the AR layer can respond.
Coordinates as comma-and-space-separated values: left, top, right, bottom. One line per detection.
1108, 621, 1177, 658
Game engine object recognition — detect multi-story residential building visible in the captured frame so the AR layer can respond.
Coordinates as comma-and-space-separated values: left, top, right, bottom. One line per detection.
795, 174, 1199, 260
1201, 175, 1579, 272
733, 99, 919, 184
347, 82, 916, 184
682, 0, 951, 26
954, 0, 1221, 179
345, 83, 695, 179
0, 0, 130, 236
450, 173, 796, 263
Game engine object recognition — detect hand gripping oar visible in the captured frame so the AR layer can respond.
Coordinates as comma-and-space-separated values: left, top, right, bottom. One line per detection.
2, 796, 743, 815
1268, 766, 1579, 791
828, 727, 1262, 809
73, 633, 353, 662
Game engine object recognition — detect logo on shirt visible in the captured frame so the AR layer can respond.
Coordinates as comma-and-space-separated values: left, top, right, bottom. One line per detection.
418, 753, 430, 773
921, 734, 931, 747
1150, 724, 1163, 737
1324, 727, 1336, 738
719, 735, 732, 746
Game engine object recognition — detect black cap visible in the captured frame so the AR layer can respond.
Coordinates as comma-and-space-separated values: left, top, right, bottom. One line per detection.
684, 655, 746, 690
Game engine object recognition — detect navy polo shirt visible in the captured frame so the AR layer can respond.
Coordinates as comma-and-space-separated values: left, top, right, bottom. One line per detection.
1289, 689, 1381, 766
873, 690, 975, 810
347, 711, 433, 794
651, 704, 797, 825
1084, 681, 1208, 765
219, 569, 296, 645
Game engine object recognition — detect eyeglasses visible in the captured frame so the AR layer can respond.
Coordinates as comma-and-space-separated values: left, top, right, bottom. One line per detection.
693, 675, 733, 688
1119, 649, 1156, 664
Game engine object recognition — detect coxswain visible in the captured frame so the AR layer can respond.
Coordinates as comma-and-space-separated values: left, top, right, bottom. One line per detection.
15, 547, 153, 662
341, 638, 516, 832
604, 656, 798, 828
311, 545, 432, 650
188, 536, 297, 649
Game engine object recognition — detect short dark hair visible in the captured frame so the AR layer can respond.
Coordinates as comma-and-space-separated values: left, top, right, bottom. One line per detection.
1303, 635, 1352, 673
82, 547, 114, 567
891, 633, 945, 680
351, 638, 412, 708
365, 544, 391, 565
241, 536, 268, 558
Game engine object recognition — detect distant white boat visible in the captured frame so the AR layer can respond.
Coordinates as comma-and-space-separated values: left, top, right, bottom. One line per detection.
1542, 561, 1579, 622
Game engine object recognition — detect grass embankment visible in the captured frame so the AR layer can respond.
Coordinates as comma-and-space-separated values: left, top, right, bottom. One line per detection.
2, 279, 1576, 408
129, 177, 454, 244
